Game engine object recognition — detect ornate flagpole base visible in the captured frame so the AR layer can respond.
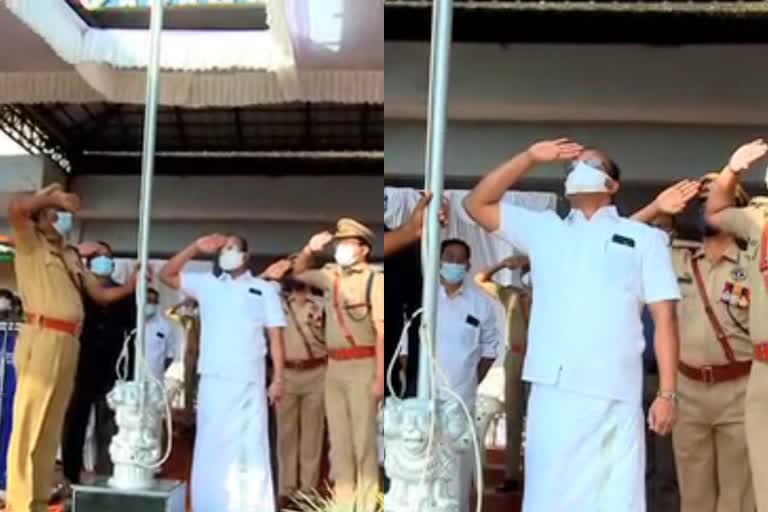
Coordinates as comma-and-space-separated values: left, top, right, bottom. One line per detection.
383, 398, 473, 512
106, 380, 165, 490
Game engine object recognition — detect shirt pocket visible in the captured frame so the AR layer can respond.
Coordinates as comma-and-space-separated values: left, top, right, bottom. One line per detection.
603, 240, 638, 290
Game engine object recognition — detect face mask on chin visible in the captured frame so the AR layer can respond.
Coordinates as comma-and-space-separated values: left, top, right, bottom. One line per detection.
565, 161, 612, 196
218, 248, 245, 272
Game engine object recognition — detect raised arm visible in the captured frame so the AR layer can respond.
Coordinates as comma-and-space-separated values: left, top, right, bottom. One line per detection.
384, 192, 448, 258
83, 271, 137, 307
9, 185, 79, 251
631, 180, 700, 224
463, 139, 583, 232
707, 139, 768, 228
474, 255, 529, 301
160, 234, 227, 291
292, 231, 335, 289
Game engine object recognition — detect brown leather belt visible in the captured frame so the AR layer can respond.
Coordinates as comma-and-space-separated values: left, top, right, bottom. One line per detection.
754, 343, 768, 363
26, 314, 81, 337
284, 357, 327, 371
679, 360, 752, 384
328, 346, 375, 361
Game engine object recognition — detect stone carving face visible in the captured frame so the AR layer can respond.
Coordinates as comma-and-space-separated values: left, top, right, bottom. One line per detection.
397, 400, 432, 456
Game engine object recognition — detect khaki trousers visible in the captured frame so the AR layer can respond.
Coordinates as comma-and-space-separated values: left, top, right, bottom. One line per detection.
325, 358, 378, 512
746, 361, 768, 512
6, 327, 79, 512
276, 365, 326, 496
504, 351, 525, 481
673, 373, 754, 512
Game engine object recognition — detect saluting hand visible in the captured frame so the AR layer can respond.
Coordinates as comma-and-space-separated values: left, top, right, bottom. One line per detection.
527, 139, 584, 164
196, 234, 228, 254
262, 258, 293, 281
654, 180, 700, 215
648, 396, 677, 436
52, 190, 80, 213
409, 192, 449, 232
308, 231, 334, 253
728, 139, 768, 173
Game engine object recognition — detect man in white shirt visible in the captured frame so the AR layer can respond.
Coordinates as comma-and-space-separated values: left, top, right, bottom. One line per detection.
400, 238, 500, 511
144, 287, 178, 384
160, 234, 286, 512
464, 139, 681, 512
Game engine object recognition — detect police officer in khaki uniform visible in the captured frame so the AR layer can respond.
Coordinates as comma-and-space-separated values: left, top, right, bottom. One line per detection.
267, 267, 327, 502
706, 138, 768, 512
291, 219, 384, 512
473, 255, 531, 493
6, 184, 138, 512
635, 173, 755, 512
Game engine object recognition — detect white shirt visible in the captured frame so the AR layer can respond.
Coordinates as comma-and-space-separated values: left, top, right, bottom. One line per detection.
181, 270, 286, 382
494, 204, 680, 404
145, 313, 177, 383
402, 282, 500, 405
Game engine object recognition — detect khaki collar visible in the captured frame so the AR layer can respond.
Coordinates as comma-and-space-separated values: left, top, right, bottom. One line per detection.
692, 241, 740, 264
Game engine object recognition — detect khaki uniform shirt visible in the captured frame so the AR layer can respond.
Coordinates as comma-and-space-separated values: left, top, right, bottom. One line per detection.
299, 263, 384, 350
720, 197, 768, 343
13, 223, 87, 324
475, 281, 531, 355
671, 239, 752, 365
282, 295, 326, 361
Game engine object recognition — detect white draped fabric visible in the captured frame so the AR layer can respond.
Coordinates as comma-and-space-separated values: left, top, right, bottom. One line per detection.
523, 383, 645, 512
192, 374, 274, 512
1, 0, 383, 105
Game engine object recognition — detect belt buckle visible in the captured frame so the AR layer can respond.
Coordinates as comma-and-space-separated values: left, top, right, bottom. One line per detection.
701, 365, 715, 384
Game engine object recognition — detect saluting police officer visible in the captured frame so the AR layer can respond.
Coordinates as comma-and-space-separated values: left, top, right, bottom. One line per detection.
634, 174, 755, 512
291, 219, 384, 512
706, 139, 768, 512
6, 184, 138, 512
474, 255, 531, 494
261, 257, 328, 505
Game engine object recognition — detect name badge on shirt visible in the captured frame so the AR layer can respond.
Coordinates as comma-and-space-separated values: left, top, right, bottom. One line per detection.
611, 234, 636, 249
248, 287, 263, 296
466, 315, 479, 327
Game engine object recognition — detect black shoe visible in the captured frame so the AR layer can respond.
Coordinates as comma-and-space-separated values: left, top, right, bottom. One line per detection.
495, 479, 522, 493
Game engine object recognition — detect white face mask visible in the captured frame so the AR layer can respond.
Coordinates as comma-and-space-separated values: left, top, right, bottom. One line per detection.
565, 161, 611, 196
334, 243, 358, 268
218, 248, 245, 272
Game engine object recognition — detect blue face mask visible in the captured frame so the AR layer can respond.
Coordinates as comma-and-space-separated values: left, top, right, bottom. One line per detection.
440, 262, 467, 284
90, 255, 114, 277
53, 211, 73, 237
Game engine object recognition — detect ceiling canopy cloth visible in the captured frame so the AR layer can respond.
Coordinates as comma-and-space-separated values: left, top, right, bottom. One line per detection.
0, 0, 383, 105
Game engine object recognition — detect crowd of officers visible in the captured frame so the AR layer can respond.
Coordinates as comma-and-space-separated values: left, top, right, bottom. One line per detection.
1, 180, 384, 512
385, 138, 768, 512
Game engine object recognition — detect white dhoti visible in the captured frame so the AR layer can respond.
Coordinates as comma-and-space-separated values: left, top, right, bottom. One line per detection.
192, 374, 274, 512
523, 383, 645, 512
